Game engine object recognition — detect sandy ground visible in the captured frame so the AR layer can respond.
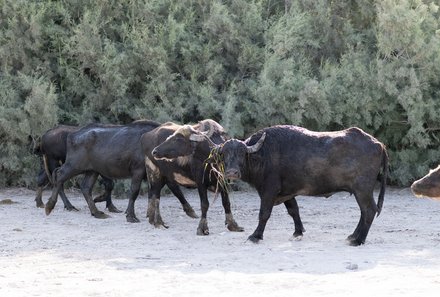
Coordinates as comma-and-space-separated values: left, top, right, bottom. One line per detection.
0, 186, 440, 297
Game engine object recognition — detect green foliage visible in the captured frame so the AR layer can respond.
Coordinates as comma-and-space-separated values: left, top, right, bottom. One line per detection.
375, 0, 440, 184
0, 73, 58, 186
1, 0, 440, 187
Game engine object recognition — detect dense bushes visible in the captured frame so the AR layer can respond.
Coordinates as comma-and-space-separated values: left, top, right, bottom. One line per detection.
1, 0, 440, 187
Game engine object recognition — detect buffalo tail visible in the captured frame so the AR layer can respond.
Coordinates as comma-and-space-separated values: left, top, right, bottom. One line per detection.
376, 145, 388, 217
42, 154, 54, 185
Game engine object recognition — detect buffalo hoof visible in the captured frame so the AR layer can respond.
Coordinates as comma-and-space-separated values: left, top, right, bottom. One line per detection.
45, 200, 56, 215
183, 205, 199, 219
196, 218, 209, 236
154, 222, 169, 229
64, 205, 79, 212
225, 214, 244, 232
293, 230, 304, 238
45, 207, 52, 216
148, 213, 168, 229
248, 234, 263, 243
35, 200, 44, 209
107, 204, 123, 213
196, 227, 209, 236
346, 236, 364, 246
290, 234, 303, 241
152, 218, 169, 229
127, 215, 140, 223
226, 221, 244, 232
92, 211, 110, 219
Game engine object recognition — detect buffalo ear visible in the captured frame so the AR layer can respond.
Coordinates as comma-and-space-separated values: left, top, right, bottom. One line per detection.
246, 132, 266, 153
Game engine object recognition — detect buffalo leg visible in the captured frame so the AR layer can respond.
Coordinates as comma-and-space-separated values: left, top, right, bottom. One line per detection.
221, 190, 244, 232
46, 157, 78, 211
284, 197, 305, 238
45, 165, 81, 215
196, 186, 210, 235
103, 178, 121, 213
166, 181, 198, 218
248, 197, 274, 243
35, 169, 48, 208
95, 177, 121, 213
35, 186, 45, 208
92, 177, 107, 203
248, 184, 279, 243
146, 179, 168, 228
124, 173, 144, 223
59, 184, 78, 211
347, 191, 377, 246
80, 172, 109, 219
144, 163, 168, 227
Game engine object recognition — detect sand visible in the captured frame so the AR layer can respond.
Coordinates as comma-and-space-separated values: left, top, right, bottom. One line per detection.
1, 186, 439, 296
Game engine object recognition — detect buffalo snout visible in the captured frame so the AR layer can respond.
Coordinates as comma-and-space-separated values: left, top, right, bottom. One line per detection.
225, 168, 241, 180
410, 180, 423, 196
411, 178, 440, 199
410, 166, 440, 199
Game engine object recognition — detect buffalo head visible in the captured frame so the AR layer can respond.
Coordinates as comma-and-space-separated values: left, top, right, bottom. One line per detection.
152, 125, 201, 160
220, 132, 266, 180
152, 120, 221, 161
411, 165, 440, 200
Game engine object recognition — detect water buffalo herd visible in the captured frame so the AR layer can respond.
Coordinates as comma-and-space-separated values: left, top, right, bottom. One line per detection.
33, 118, 437, 246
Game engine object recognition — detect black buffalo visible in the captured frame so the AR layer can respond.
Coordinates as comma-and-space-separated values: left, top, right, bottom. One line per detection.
143, 120, 243, 235
33, 125, 118, 212
44, 120, 196, 221
219, 125, 388, 246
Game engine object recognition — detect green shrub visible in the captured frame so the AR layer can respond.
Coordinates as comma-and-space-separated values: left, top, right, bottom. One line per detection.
1, 0, 440, 187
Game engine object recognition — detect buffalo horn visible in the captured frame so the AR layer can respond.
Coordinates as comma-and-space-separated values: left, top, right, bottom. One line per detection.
199, 120, 215, 138
189, 130, 218, 147
246, 132, 266, 153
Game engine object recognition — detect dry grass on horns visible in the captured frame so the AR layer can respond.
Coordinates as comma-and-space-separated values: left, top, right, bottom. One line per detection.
203, 145, 230, 202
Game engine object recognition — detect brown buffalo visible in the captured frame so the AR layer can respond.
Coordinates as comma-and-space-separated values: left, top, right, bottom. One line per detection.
411, 166, 440, 200
144, 120, 243, 235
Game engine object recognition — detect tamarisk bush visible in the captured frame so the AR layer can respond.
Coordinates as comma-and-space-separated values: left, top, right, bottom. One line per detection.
0, 0, 439, 186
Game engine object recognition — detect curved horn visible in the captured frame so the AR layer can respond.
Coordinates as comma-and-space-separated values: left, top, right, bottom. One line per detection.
199, 121, 216, 138
246, 132, 266, 153
189, 130, 217, 147
205, 121, 216, 138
